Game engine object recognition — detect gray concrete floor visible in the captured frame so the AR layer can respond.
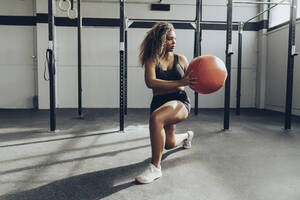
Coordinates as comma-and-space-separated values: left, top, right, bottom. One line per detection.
0, 108, 300, 200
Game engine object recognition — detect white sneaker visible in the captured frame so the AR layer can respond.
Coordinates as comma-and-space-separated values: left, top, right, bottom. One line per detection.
135, 163, 162, 184
183, 130, 194, 149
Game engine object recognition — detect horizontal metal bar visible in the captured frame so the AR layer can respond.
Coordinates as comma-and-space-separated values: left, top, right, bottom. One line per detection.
128, 18, 196, 23
128, 19, 240, 26
233, 1, 290, 5
71, 0, 196, 5
200, 21, 240, 25
244, 0, 288, 24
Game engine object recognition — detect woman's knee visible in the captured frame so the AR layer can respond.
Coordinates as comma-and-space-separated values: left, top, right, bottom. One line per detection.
165, 140, 176, 150
149, 112, 164, 126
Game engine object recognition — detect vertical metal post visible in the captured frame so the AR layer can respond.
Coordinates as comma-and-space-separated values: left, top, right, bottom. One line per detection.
236, 22, 243, 115
224, 0, 233, 130
194, 0, 202, 115
77, 0, 82, 117
48, 0, 56, 131
120, 0, 125, 131
125, 29, 128, 115
199, 0, 202, 58
267, 0, 270, 29
284, 0, 298, 130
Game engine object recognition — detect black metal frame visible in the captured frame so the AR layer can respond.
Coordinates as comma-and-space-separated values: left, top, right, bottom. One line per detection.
232, 0, 298, 129
43, 0, 297, 132
236, 22, 243, 115
193, 0, 202, 115
46, 0, 296, 132
77, 0, 83, 118
233, 3, 276, 118
125, 28, 128, 115
235, 2, 276, 116
120, 1, 203, 129
120, 0, 125, 131
267, 0, 300, 31
267, 0, 271, 29
224, 0, 233, 130
47, 0, 56, 131
285, 0, 298, 130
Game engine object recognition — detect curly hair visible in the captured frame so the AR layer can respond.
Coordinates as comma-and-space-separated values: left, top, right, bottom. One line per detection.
139, 22, 175, 67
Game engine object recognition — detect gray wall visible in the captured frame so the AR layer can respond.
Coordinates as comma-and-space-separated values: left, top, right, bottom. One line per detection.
265, 21, 300, 115
0, 0, 36, 108
1, 0, 259, 109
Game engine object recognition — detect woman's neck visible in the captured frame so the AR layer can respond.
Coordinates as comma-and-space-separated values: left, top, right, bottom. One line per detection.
161, 52, 173, 61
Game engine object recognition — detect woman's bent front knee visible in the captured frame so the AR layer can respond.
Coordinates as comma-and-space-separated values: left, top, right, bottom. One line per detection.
149, 112, 164, 126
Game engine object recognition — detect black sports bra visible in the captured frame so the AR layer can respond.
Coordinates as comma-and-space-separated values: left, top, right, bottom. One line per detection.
155, 54, 185, 81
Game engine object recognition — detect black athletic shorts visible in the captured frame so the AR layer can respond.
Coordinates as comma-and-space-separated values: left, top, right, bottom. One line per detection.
150, 90, 191, 114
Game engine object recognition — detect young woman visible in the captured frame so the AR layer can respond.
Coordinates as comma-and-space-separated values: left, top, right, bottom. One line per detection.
135, 22, 196, 184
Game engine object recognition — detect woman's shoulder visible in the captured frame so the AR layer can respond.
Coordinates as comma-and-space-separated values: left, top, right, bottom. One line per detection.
145, 58, 158, 69
175, 54, 189, 66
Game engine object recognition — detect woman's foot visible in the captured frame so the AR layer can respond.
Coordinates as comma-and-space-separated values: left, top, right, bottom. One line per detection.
135, 163, 162, 184
183, 130, 194, 149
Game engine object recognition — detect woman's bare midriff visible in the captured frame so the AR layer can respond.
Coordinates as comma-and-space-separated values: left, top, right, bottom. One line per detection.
152, 86, 184, 96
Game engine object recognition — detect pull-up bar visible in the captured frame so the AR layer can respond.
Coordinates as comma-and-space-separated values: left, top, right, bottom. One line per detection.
244, 0, 289, 24
233, 1, 290, 5
128, 18, 195, 23
127, 18, 241, 30
127, 18, 196, 29
128, 18, 241, 25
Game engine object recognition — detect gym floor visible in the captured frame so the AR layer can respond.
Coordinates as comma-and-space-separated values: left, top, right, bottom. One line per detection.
0, 108, 300, 200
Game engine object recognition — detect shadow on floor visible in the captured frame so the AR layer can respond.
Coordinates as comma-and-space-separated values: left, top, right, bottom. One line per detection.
0, 148, 185, 200
0, 109, 122, 143
0, 130, 120, 149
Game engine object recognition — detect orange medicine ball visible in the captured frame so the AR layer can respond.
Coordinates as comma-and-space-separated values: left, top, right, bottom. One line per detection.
187, 55, 227, 94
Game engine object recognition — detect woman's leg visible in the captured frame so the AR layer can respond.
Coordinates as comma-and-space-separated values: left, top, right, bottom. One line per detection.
149, 100, 189, 168
164, 124, 189, 150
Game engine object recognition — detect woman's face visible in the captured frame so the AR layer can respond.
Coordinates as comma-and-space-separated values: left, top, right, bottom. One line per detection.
166, 30, 176, 52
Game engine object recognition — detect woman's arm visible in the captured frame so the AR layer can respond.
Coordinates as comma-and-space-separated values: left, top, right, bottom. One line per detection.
144, 59, 193, 90
177, 54, 189, 72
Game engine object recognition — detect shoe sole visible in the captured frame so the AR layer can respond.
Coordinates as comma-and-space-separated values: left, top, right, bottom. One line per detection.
135, 176, 162, 184
183, 145, 192, 149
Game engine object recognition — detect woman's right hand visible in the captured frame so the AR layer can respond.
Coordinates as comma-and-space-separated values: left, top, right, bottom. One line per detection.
180, 70, 197, 88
